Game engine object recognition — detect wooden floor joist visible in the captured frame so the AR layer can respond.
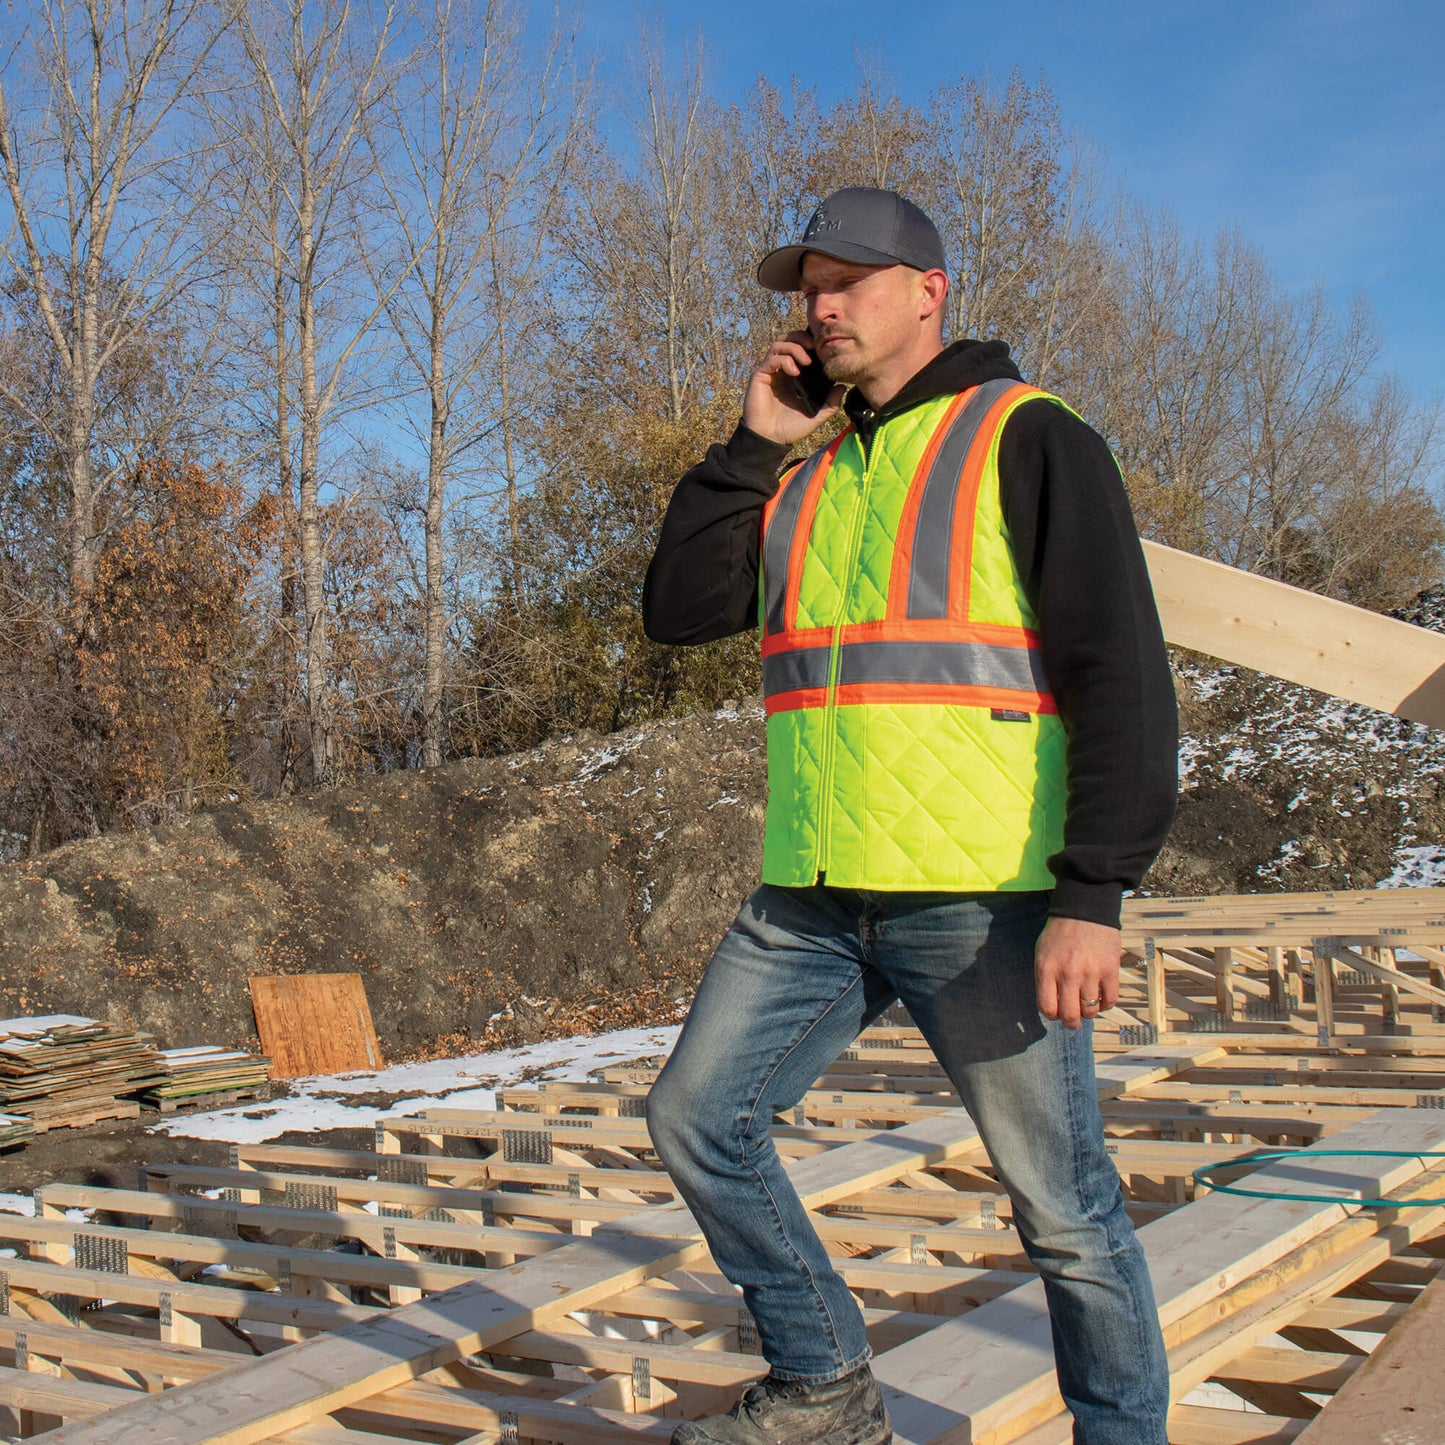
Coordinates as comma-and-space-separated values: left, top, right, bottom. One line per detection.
5, 891, 1445, 1443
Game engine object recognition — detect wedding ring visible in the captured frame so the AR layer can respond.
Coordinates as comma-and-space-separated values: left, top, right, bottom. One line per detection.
1081, 997, 1101, 1009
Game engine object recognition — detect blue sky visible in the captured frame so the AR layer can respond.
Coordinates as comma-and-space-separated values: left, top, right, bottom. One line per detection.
571, 0, 1444, 403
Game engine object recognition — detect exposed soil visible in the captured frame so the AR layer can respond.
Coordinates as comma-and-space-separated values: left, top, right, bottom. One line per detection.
0, 707, 767, 1061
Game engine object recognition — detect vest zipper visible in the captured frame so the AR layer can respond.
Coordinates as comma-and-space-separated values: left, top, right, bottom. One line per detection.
816, 429, 879, 877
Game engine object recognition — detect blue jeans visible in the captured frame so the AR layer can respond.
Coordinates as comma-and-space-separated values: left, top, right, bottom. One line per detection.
647, 884, 1169, 1445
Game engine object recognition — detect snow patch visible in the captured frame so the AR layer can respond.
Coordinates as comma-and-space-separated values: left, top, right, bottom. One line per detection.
150, 1024, 682, 1145
1380, 846, 1445, 889
1176, 736, 1206, 790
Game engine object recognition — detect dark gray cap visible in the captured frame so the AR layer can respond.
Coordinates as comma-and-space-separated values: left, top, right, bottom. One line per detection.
757, 187, 946, 292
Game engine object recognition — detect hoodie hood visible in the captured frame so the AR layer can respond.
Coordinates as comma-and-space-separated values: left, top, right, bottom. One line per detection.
842, 339, 1023, 430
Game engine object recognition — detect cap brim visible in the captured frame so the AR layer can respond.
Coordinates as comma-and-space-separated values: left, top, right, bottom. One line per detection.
756, 239, 909, 292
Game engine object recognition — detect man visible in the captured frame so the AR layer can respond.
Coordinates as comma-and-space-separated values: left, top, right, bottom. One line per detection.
642, 187, 1177, 1445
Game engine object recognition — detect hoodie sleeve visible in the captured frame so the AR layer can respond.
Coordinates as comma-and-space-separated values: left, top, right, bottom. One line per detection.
998, 398, 1178, 929
643, 423, 792, 645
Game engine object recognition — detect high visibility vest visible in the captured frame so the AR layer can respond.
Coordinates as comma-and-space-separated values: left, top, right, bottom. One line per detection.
759, 379, 1069, 891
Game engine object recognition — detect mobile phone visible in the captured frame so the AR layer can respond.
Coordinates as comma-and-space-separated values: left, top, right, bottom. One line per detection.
792, 352, 835, 415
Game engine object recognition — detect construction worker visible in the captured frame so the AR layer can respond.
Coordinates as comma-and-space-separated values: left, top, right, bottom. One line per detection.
642, 187, 1177, 1445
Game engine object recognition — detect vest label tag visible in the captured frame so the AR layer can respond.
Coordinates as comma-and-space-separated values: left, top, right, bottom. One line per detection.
990, 708, 1030, 722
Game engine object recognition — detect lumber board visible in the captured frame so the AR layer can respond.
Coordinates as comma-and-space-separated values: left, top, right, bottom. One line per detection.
1161, 1404, 1308, 1443
31, 1226, 704, 1443
1322, 941, 1445, 1010
18, 937, 1445, 1445
30, 1183, 571, 1257
1293, 1269, 1445, 1443
874, 1107, 1445, 1444
27, 1119, 967, 1442
249, 974, 382, 1078
0, 1216, 503, 1296
1143, 540, 1445, 726
140, 1161, 649, 1224
0, 1256, 378, 1330
284, 1382, 678, 1443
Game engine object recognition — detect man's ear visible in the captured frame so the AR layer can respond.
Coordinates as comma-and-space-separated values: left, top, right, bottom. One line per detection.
919, 268, 949, 322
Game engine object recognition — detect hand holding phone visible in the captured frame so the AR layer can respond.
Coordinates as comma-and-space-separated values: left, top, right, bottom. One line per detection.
743, 331, 841, 445
791, 351, 835, 416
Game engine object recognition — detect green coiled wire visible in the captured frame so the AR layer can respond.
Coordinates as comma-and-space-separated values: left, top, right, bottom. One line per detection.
1192, 1148, 1445, 1206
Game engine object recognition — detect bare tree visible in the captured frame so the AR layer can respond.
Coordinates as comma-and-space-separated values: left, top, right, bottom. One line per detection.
1306, 375, 1442, 608
811, 54, 929, 199
226, 0, 408, 785
1228, 261, 1377, 578
204, 45, 306, 792
923, 71, 1112, 381
0, 0, 228, 627
1096, 211, 1247, 551
566, 34, 740, 425
369, 0, 586, 768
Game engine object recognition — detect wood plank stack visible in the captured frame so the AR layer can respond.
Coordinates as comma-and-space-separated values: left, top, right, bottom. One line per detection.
0, 1112, 35, 1150
138, 1046, 271, 1112
0, 1019, 163, 1132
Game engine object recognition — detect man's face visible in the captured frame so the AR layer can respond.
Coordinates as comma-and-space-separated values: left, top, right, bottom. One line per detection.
799, 252, 932, 389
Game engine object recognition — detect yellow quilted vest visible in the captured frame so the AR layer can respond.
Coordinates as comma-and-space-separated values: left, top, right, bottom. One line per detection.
759, 380, 1068, 890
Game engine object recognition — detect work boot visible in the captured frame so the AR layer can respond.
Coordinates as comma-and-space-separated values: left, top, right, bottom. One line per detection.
671, 1363, 892, 1444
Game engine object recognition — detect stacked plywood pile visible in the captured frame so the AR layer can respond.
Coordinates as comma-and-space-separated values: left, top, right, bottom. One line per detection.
0, 1113, 35, 1150
0, 1020, 273, 1135
137, 1046, 272, 1113
0, 1019, 164, 1132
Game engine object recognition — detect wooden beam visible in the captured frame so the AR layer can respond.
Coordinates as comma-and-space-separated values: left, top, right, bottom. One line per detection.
34, 1046, 1216, 1445
1142, 540, 1445, 729
874, 1107, 1445, 1444
1293, 1270, 1445, 1443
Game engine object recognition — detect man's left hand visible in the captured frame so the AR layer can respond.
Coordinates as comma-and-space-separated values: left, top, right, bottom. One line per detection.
1035, 916, 1121, 1029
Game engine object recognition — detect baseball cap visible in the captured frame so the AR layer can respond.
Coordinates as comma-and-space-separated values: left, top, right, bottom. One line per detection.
757, 187, 947, 292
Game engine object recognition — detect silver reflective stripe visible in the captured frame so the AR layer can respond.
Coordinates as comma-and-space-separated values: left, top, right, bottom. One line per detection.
763, 645, 833, 696
836, 638, 1048, 693
905, 379, 1022, 620
763, 449, 828, 637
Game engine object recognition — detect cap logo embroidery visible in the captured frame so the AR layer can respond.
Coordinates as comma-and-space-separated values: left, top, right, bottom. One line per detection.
803, 207, 839, 238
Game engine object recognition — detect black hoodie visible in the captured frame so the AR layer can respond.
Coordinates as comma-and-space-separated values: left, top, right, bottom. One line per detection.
642, 339, 1177, 929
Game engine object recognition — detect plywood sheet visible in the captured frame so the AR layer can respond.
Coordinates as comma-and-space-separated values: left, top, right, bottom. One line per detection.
249, 973, 382, 1078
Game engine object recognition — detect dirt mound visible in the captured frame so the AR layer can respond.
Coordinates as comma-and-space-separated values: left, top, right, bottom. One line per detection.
3, 620, 1444, 1058
0, 707, 765, 1057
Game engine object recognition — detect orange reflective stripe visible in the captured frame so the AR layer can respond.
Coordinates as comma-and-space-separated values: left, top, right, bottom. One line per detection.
762, 624, 832, 659
833, 682, 1056, 713
949, 383, 1040, 620
768, 682, 1054, 716
764, 686, 830, 717
833, 618, 1039, 647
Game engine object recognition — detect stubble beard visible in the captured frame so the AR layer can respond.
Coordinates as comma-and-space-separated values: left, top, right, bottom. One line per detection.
819, 336, 866, 387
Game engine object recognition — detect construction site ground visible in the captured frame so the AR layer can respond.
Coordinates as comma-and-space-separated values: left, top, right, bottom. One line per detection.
2, 889, 1445, 1442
